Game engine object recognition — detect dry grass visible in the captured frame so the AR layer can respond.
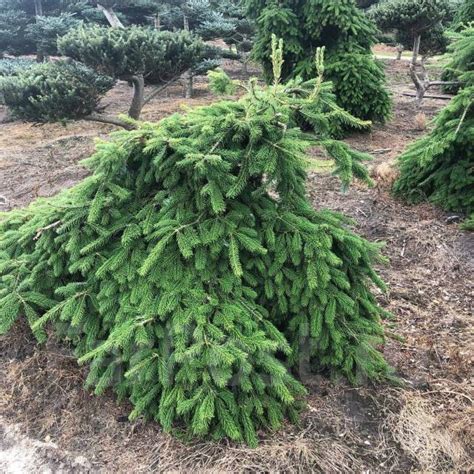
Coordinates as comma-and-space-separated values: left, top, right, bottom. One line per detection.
413, 112, 427, 131
385, 392, 470, 471
150, 436, 364, 473
371, 161, 399, 188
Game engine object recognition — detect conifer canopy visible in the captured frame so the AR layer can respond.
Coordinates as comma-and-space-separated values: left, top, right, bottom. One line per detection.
245, 0, 392, 124
0, 60, 115, 122
0, 42, 391, 445
58, 25, 203, 85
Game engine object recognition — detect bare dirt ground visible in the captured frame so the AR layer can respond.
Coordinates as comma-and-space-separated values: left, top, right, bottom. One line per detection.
0, 59, 472, 472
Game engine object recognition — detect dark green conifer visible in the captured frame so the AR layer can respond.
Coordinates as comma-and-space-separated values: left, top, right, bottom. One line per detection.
0, 40, 391, 445
245, 0, 391, 124
393, 26, 474, 228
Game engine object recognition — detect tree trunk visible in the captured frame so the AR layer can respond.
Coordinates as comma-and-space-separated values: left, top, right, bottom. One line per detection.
185, 74, 193, 99
34, 0, 43, 16
97, 4, 124, 28
34, 0, 44, 62
154, 14, 161, 30
410, 35, 427, 106
396, 45, 403, 60
128, 75, 145, 120
182, 14, 193, 98
412, 34, 421, 66
409, 63, 427, 106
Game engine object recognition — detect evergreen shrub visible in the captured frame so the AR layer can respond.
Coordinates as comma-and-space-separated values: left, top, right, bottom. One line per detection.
0, 7, 35, 56
58, 25, 203, 85
0, 41, 391, 445
393, 26, 474, 225
26, 13, 81, 57
0, 60, 114, 122
0, 58, 34, 76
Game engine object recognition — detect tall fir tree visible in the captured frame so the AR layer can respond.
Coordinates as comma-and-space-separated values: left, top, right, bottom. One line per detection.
0, 40, 391, 446
393, 26, 474, 229
245, 0, 392, 124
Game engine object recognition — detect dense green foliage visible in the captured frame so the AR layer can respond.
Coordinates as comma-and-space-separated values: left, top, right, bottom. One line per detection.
59, 25, 202, 84
0, 7, 35, 56
246, 0, 391, 124
0, 46, 390, 445
0, 60, 114, 122
453, 0, 474, 30
0, 58, 34, 76
26, 13, 81, 57
369, 0, 451, 56
393, 26, 474, 225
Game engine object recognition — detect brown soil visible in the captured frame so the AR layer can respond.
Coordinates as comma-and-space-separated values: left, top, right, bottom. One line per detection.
0, 59, 472, 472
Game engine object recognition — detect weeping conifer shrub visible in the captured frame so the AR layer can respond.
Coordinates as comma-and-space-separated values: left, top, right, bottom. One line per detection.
0, 39, 392, 446
393, 26, 474, 229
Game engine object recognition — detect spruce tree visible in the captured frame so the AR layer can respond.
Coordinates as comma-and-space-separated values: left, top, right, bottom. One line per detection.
0, 41, 391, 446
246, 0, 391, 124
393, 26, 474, 228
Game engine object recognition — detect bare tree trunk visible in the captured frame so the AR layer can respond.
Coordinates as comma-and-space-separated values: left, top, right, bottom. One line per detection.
396, 44, 403, 60
127, 75, 145, 120
154, 14, 161, 30
185, 75, 193, 99
34, 0, 43, 16
242, 56, 249, 76
410, 35, 426, 106
412, 34, 421, 66
97, 4, 124, 28
34, 0, 44, 62
182, 14, 193, 98
408, 36, 459, 105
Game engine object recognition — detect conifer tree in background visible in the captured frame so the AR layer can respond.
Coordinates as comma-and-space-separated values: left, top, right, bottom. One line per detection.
0, 26, 203, 124
245, 0, 391, 125
0, 0, 83, 59
393, 26, 474, 229
26, 13, 81, 58
369, 0, 453, 103
0, 0, 37, 56
58, 25, 202, 119
198, 0, 255, 74
0, 60, 115, 122
0, 40, 391, 446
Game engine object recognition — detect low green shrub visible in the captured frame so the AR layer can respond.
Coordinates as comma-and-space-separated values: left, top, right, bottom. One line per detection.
0, 45, 391, 446
0, 60, 114, 122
